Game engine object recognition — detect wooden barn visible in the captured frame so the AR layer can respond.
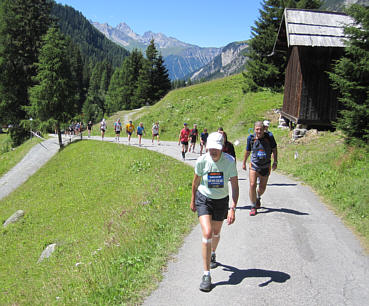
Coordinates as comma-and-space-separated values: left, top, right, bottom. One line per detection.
273, 9, 354, 127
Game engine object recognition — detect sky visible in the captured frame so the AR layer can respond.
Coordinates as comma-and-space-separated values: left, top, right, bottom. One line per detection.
57, 0, 262, 48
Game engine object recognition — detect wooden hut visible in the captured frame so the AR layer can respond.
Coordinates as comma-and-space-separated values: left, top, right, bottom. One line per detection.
273, 9, 354, 127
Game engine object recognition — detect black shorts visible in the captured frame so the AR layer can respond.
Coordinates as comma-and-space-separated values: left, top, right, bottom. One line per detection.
250, 164, 271, 177
153, 133, 159, 137
115, 130, 120, 134
181, 141, 188, 145
100, 129, 105, 132
195, 191, 229, 221
190, 136, 197, 144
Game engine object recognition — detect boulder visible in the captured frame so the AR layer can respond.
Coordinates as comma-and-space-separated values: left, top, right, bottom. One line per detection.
3, 210, 24, 227
38, 243, 57, 263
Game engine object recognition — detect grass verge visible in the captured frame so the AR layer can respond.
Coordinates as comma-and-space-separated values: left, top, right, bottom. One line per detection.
0, 140, 196, 304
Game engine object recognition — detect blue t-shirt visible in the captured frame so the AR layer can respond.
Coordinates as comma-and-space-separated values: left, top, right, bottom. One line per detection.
137, 126, 145, 135
201, 132, 209, 142
246, 133, 277, 170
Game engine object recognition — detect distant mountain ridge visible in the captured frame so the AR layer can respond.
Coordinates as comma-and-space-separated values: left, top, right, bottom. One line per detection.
91, 21, 222, 80
322, 0, 369, 10
189, 41, 249, 82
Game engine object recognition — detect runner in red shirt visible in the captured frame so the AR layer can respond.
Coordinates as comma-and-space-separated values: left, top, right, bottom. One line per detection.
178, 123, 190, 160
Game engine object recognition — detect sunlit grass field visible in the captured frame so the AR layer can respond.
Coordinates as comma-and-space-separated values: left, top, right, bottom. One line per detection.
0, 140, 196, 304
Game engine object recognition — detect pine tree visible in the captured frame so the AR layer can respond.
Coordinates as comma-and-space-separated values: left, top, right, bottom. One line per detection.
153, 54, 171, 101
243, 0, 322, 92
329, 4, 369, 144
27, 27, 78, 147
0, 0, 52, 145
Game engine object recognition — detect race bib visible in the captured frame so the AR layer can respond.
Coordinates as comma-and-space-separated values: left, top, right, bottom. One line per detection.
257, 150, 267, 159
208, 172, 224, 188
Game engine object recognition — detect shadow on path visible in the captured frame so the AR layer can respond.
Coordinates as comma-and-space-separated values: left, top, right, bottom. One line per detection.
213, 263, 290, 288
236, 206, 309, 215
267, 183, 297, 187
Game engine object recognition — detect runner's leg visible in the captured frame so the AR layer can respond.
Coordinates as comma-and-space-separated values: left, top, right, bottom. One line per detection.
199, 215, 213, 271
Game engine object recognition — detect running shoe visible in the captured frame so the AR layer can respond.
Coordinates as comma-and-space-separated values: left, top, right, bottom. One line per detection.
199, 275, 211, 292
249, 208, 257, 216
210, 253, 217, 269
256, 197, 261, 209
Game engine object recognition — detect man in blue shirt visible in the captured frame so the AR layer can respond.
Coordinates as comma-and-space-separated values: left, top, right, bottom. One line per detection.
242, 121, 278, 216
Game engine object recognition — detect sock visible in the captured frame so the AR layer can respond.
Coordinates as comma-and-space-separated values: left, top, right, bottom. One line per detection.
211, 251, 215, 256
252, 202, 256, 208
204, 271, 210, 276
256, 189, 260, 199
182, 152, 185, 158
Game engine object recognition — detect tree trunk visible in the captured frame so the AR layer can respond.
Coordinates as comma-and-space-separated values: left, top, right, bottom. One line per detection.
57, 122, 63, 148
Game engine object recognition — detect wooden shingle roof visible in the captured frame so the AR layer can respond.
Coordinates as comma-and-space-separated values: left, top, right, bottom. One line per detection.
273, 9, 354, 52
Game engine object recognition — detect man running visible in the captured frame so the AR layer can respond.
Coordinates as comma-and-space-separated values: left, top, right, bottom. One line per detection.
242, 121, 278, 216
126, 120, 135, 144
152, 122, 160, 145
178, 123, 190, 160
189, 123, 199, 153
137, 122, 146, 146
100, 119, 107, 140
87, 121, 93, 138
200, 128, 208, 156
114, 118, 122, 142
190, 132, 239, 292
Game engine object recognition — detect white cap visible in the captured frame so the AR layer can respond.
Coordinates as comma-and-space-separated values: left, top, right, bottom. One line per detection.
263, 120, 270, 127
206, 132, 224, 150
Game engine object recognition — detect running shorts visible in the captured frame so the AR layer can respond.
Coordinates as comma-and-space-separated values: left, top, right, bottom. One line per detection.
250, 163, 271, 177
115, 130, 120, 134
181, 141, 188, 145
195, 191, 229, 221
127, 131, 132, 136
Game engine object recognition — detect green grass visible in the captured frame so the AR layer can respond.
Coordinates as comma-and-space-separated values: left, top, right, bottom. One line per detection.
134, 74, 283, 146
0, 140, 196, 304
0, 134, 43, 177
277, 131, 369, 246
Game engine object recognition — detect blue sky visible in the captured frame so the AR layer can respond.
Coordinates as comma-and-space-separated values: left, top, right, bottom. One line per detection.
57, 0, 262, 47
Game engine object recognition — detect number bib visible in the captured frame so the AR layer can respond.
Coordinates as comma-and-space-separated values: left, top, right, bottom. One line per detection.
207, 172, 224, 188
257, 150, 267, 159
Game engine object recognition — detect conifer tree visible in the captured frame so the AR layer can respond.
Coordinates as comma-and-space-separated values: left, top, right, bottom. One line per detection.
0, 0, 52, 145
243, 0, 322, 92
27, 27, 78, 147
153, 54, 171, 101
329, 4, 369, 144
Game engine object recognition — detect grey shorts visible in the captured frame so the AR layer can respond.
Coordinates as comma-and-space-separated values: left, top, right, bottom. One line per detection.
195, 191, 229, 221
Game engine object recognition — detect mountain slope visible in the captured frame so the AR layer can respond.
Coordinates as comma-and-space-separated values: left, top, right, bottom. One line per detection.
321, 0, 369, 10
91, 21, 221, 80
189, 41, 249, 82
51, 4, 129, 67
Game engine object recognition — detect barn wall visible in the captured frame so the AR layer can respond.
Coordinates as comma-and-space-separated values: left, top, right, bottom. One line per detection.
298, 47, 342, 124
282, 46, 302, 121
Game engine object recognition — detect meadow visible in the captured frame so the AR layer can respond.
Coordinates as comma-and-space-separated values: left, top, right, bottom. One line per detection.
0, 141, 196, 304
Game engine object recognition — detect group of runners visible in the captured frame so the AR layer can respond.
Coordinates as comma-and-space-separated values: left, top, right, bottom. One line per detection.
189, 120, 278, 292
98, 119, 160, 146
178, 123, 210, 160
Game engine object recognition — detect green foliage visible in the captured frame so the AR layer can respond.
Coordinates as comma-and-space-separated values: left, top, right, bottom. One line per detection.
0, 0, 52, 141
329, 4, 369, 144
51, 3, 129, 68
27, 27, 79, 146
0, 141, 196, 304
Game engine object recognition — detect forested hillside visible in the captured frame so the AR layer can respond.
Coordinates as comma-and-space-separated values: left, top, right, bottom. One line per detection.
51, 3, 129, 68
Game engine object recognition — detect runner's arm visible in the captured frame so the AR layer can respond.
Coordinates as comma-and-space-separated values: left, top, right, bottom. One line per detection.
242, 151, 251, 170
190, 174, 201, 212
227, 176, 239, 225
272, 147, 278, 170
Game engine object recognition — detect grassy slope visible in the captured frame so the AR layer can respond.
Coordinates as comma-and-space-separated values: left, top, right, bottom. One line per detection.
0, 141, 196, 304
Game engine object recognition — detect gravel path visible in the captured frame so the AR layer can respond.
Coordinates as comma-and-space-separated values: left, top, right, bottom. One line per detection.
1, 133, 368, 306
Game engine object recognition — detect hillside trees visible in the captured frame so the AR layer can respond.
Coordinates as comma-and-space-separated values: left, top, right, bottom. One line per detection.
106, 41, 171, 113
329, 4, 369, 144
243, 0, 322, 92
0, 0, 52, 145
27, 27, 80, 147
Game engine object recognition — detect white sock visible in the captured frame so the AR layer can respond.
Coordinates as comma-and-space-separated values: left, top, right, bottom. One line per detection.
204, 271, 210, 276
